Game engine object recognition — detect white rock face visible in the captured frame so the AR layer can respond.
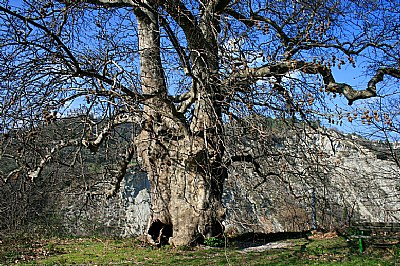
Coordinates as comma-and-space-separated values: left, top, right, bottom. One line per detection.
121, 170, 151, 237
60, 127, 400, 236
222, 125, 400, 234
315, 131, 400, 222
331, 141, 400, 222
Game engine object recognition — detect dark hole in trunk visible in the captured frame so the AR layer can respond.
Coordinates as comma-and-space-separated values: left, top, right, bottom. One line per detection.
148, 219, 173, 245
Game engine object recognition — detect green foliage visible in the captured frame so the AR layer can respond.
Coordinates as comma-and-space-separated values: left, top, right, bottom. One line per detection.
204, 237, 225, 247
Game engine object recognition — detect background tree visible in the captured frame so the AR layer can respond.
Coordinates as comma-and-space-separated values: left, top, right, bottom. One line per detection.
0, 113, 138, 237
0, 0, 399, 245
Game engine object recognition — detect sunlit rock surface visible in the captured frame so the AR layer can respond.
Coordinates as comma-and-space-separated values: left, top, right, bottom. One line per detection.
101, 126, 400, 236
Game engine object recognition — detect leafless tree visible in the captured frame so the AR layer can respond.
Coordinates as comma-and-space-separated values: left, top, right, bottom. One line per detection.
0, 112, 137, 237
0, 0, 399, 245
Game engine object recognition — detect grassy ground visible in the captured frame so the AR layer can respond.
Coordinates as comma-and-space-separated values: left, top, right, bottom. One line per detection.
0, 233, 399, 265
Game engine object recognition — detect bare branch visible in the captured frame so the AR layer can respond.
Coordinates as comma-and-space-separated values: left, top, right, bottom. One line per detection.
225, 154, 280, 189
160, 16, 191, 76
227, 61, 400, 105
0, 5, 80, 71
177, 86, 197, 114
1, 167, 22, 183
76, 69, 138, 100
224, 9, 255, 27
27, 146, 57, 181
106, 143, 136, 199
299, 64, 400, 105
162, 1, 197, 35
23, 112, 139, 181
224, 9, 291, 47
58, 0, 135, 7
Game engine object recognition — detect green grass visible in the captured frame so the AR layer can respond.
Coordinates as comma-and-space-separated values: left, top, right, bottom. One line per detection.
1, 235, 399, 265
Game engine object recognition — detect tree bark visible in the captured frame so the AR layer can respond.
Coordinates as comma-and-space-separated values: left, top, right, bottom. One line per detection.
135, 1, 226, 246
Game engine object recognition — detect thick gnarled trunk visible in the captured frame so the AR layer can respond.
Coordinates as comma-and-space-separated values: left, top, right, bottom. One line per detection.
142, 135, 226, 246
134, 1, 225, 246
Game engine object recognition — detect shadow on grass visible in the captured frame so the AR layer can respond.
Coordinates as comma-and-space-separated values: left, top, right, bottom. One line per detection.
230, 230, 310, 249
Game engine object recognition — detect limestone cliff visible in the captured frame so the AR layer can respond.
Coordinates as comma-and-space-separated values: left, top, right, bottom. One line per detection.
1, 117, 399, 237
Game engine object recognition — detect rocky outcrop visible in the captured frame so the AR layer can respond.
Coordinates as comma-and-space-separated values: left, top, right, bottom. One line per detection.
1, 119, 398, 237
92, 121, 399, 237
222, 120, 400, 234
122, 170, 150, 237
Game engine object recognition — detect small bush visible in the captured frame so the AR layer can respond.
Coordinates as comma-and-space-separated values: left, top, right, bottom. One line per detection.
204, 237, 225, 247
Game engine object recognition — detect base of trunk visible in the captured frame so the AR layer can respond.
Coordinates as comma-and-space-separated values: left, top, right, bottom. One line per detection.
147, 210, 225, 246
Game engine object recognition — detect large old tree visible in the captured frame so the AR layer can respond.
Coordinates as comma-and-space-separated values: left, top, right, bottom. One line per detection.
0, 0, 399, 245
